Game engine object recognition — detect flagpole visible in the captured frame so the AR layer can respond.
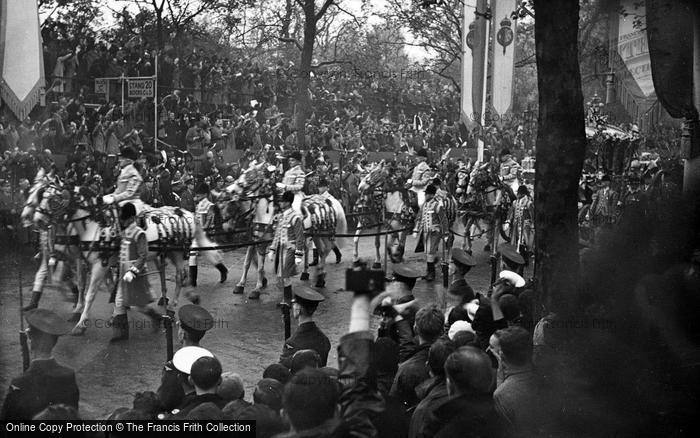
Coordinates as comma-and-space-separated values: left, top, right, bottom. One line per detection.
154, 54, 158, 154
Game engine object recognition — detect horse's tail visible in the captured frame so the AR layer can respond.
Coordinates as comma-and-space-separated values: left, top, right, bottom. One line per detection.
194, 222, 224, 265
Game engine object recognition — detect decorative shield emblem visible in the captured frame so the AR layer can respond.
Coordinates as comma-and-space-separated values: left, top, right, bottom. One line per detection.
497, 17, 514, 54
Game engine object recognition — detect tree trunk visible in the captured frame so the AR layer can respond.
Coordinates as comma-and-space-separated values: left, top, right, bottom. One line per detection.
295, 0, 317, 150
532, 0, 586, 316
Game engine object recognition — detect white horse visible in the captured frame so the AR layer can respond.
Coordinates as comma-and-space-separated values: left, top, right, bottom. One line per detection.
356, 161, 414, 266
22, 179, 223, 335
225, 163, 276, 298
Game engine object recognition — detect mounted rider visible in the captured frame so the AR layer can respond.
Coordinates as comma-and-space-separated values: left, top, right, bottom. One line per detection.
498, 148, 521, 193
408, 148, 433, 209
102, 146, 143, 208
276, 151, 306, 214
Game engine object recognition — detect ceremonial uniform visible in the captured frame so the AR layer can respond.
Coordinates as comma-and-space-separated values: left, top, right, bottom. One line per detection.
410, 161, 433, 208
186, 126, 211, 177
1, 309, 79, 421
270, 207, 305, 281
280, 165, 306, 213
506, 194, 534, 254
111, 162, 143, 204
589, 185, 620, 226
414, 194, 449, 272
115, 222, 152, 311
499, 157, 521, 192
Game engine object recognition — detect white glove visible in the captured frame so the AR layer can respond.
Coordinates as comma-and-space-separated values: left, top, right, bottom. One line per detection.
103, 194, 115, 204
276, 182, 286, 190
585, 214, 590, 221
48, 257, 57, 267
295, 256, 303, 265
268, 251, 275, 262
503, 222, 510, 233
412, 232, 418, 239
123, 271, 135, 283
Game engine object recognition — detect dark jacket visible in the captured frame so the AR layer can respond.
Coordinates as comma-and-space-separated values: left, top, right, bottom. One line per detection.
171, 393, 227, 419
280, 321, 331, 368
274, 331, 384, 438
424, 392, 504, 438
1, 358, 79, 421
390, 319, 431, 410
408, 378, 450, 438
156, 360, 186, 411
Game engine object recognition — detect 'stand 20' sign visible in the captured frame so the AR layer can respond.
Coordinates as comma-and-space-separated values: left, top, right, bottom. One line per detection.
128, 79, 155, 98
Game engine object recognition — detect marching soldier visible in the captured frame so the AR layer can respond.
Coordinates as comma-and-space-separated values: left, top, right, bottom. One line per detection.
1, 309, 79, 420
409, 148, 433, 208
157, 304, 215, 412
266, 191, 305, 301
102, 146, 143, 206
413, 184, 449, 282
587, 174, 621, 238
188, 183, 228, 287
279, 285, 331, 368
110, 202, 162, 342
276, 151, 306, 214
505, 185, 535, 264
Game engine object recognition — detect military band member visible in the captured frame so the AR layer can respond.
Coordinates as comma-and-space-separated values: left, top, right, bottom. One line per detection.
409, 148, 433, 208
413, 184, 449, 281
157, 305, 215, 412
266, 191, 305, 300
277, 151, 306, 213
1, 309, 79, 421
280, 285, 331, 368
505, 185, 535, 263
188, 182, 228, 287
102, 146, 143, 205
111, 202, 162, 342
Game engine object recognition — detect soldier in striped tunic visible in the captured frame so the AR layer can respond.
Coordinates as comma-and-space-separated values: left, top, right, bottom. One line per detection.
413, 184, 449, 282
268, 191, 305, 300
188, 183, 228, 288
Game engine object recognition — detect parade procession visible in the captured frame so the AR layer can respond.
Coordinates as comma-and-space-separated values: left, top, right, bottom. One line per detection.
0, 0, 699, 437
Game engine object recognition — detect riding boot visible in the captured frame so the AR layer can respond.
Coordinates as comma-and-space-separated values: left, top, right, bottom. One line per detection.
333, 246, 342, 264
424, 262, 436, 282
22, 291, 42, 312
109, 314, 129, 342
189, 266, 198, 287
309, 249, 319, 267
216, 263, 228, 283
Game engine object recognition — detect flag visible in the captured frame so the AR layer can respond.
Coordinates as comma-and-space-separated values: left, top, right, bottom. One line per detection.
460, 0, 478, 129
492, 0, 517, 116
0, 0, 44, 120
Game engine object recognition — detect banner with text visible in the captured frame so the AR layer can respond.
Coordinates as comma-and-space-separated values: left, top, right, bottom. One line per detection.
128, 78, 155, 98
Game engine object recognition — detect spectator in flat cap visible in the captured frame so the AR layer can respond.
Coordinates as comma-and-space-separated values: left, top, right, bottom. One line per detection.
238, 404, 288, 438
280, 286, 330, 369
157, 305, 215, 411
424, 347, 504, 438
263, 363, 292, 385
409, 339, 455, 438
171, 356, 226, 419
491, 326, 544, 436
1, 309, 79, 421
254, 378, 284, 413
390, 304, 445, 411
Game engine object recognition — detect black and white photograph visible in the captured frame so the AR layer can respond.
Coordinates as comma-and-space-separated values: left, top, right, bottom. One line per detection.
0, 0, 698, 436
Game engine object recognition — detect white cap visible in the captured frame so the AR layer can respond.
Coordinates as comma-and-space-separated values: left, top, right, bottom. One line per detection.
172, 346, 214, 374
499, 270, 526, 288
448, 320, 475, 340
